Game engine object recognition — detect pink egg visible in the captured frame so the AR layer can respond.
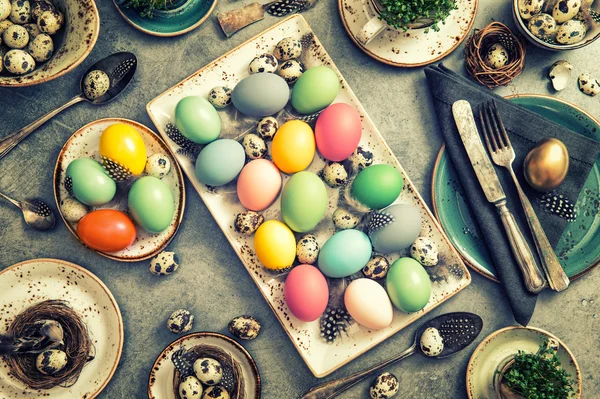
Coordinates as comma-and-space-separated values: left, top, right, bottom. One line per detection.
315, 103, 362, 162
344, 278, 393, 330
237, 159, 282, 211
284, 264, 329, 322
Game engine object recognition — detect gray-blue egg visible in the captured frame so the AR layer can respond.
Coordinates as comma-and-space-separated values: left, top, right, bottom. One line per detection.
232, 73, 289, 117
367, 204, 422, 254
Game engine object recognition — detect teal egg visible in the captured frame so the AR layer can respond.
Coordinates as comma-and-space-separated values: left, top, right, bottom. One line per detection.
195, 139, 245, 186
232, 73, 290, 117
291, 66, 340, 115
65, 158, 116, 206
128, 176, 175, 233
368, 204, 422, 254
351, 164, 403, 210
386, 257, 431, 312
174, 96, 221, 144
318, 229, 372, 278
281, 171, 328, 232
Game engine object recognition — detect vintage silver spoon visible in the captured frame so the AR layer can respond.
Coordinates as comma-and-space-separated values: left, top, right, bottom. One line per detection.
0, 52, 137, 160
300, 312, 483, 399
0, 191, 55, 231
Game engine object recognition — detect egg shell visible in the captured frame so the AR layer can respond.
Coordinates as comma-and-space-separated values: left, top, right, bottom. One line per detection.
552, 0, 581, 23
556, 19, 587, 44
65, 158, 116, 206
254, 220, 296, 270
271, 120, 316, 174
77, 209, 136, 252
315, 103, 362, 161
281, 171, 328, 232
0, 0, 10, 20
386, 257, 431, 312
420, 327, 444, 357
284, 264, 329, 322
236, 159, 282, 211
318, 229, 372, 278
231, 73, 289, 117
195, 139, 245, 186
99, 123, 147, 176
175, 96, 222, 144
351, 164, 403, 210
194, 358, 223, 386
344, 278, 393, 330
179, 375, 203, 399
128, 176, 175, 233
291, 66, 340, 114
368, 204, 422, 254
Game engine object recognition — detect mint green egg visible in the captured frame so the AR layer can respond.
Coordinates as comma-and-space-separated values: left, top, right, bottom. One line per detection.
351, 164, 403, 210
386, 257, 431, 312
281, 171, 328, 232
318, 229, 372, 278
128, 176, 175, 233
174, 96, 221, 144
66, 158, 116, 206
291, 66, 340, 115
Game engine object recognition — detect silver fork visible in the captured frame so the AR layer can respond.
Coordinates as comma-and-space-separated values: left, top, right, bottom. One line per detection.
480, 100, 570, 292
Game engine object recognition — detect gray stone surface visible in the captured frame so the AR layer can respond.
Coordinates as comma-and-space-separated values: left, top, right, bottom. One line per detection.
1, 0, 599, 398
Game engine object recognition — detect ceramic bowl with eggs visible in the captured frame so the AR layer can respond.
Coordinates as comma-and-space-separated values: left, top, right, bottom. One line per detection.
512, 0, 600, 50
0, 0, 99, 87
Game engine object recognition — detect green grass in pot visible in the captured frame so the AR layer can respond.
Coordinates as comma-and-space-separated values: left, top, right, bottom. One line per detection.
121, 0, 180, 18
378, 0, 457, 32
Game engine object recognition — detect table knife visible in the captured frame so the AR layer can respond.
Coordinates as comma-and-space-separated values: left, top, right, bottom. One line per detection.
452, 100, 546, 294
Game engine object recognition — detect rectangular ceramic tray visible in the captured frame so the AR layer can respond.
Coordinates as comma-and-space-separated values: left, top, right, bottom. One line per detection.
147, 15, 471, 378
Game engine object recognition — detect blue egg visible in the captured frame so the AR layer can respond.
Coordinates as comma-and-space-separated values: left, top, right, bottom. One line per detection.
232, 73, 290, 117
368, 204, 422, 254
195, 139, 245, 186
318, 229, 372, 278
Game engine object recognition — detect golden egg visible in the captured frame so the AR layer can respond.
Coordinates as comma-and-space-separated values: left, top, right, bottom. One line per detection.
523, 138, 569, 192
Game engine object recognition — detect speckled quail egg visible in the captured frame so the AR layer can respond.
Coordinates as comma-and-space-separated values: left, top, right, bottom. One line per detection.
553, 0, 581, 23
528, 13, 559, 41
23, 22, 40, 38
167, 309, 194, 334
3, 24, 28, 48
256, 116, 278, 140
208, 86, 232, 109
179, 375, 203, 399
149, 251, 179, 276
145, 153, 171, 178
518, 0, 544, 20
27, 32, 52, 62
9, 0, 30, 24
369, 372, 399, 399
37, 9, 61, 35
248, 53, 278, 74
234, 211, 264, 235
547, 337, 560, 352
194, 357, 223, 386
485, 43, 509, 69
60, 197, 89, 223
0, 0, 11, 20
228, 315, 261, 340
556, 19, 587, 44
410, 237, 439, 266
362, 255, 390, 279
348, 146, 374, 173
322, 162, 348, 187
36, 349, 68, 375
277, 59, 305, 84
296, 234, 319, 264
242, 133, 267, 159
273, 37, 302, 61
420, 327, 444, 357
332, 207, 360, 230
83, 69, 110, 100
31, 0, 54, 21
202, 386, 230, 399
3, 48, 34, 74
0, 20, 13, 36
578, 73, 600, 96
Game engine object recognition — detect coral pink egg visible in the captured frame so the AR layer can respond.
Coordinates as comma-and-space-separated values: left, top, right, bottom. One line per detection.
315, 103, 362, 162
236, 159, 282, 211
77, 209, 137, 253
284, 264, 329, 322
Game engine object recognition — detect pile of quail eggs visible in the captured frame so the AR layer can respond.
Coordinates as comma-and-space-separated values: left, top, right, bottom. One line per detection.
518, 0, 591, 45
178, 357, 231, 399
0, 0, 64, 75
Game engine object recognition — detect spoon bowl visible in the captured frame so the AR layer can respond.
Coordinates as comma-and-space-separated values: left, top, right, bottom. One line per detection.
81, 52, 138, 104
0, 192, 56, 231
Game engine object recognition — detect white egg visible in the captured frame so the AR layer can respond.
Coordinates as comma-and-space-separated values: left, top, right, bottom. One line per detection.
256, 116, 278, 140
556, 19, 587, 44
3, 48, 34, 74
296, 234, 319, 264
410, 237, 439, 266
332, 207, 360, 230
242, 133, 267, 159
37, 9, 61, 35
208, 86, 232, 109
194, 357, 223, 386
273, 37, 302, 61
149, 251, 179, 276
60, 197, 89, 223
369, 372, 399, 399
9, 0, 30, 24
344, 278, 393, 330
3, 23, 28, 48
0, 0, 11, 20
277, 59, 305, 84
578, 73, 600, 96
528, 13, 559, 41
201, 386, 230, 399
145, 153, 171, 178
485, 43, 509, 69
420, 327, 444, 357
553, 0, 581, 23
36, 349, 68, 375
179, 376, 203, 399
518, 0, 544, 20
248, 53, 278, 74
27, 32, 52, 62
167, 309, 194, 334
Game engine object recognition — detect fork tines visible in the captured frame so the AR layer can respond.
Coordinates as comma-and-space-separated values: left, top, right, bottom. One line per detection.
480, 100, 512, 154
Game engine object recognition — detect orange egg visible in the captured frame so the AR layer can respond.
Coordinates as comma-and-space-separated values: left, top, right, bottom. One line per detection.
77, 209, 137, 252
237, 159, 282, 211
271, 120, 315, 174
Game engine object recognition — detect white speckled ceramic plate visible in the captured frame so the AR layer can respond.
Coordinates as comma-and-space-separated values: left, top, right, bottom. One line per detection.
146, 15, 471, 377
148, 332, 261, 399
466, 326, 582, 399
53, 118, 186, 262
0, 258, 123, 398
338, 0, 478, 67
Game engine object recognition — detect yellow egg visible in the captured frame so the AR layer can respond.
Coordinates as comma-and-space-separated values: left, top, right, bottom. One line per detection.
254, 220, 296, 270
99, 124, 147, 179
271, 120, 316, 174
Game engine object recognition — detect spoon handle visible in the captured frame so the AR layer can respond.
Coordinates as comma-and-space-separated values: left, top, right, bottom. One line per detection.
0, 94, 85, 160
299, 345, 417, 399
0, 191, 20, 208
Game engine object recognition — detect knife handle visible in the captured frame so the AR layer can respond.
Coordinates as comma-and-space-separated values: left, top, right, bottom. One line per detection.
496, 201, 547, 294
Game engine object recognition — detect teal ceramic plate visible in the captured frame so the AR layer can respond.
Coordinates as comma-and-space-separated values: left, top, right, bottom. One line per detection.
113, 0, 217, 37
432, 94, 600, 282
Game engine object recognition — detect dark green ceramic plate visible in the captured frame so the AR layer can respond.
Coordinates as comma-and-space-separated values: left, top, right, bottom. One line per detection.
433, 94, 600, 282
113, 0, 217, 37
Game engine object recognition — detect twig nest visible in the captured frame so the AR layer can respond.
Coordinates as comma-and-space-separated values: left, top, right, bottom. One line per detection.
465, 22, 526, 89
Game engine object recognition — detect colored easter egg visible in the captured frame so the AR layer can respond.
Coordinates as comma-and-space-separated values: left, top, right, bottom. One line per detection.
128, 176, 175, 233
281, 171, 328, 232
271, 120, 316, 174
77, 209, 136, 252
99, 123, 147, 177
195, 139, 245, 186
65, 158, 116, 206
318, 229, 372, 278
284, 264, 329, 322
367, 204, 422, 254
254, 220, 296, 271
344, 278, 393, 330
386, 257, 431, 312
237, 159, 282, 211
351, 164, 403, 210
291, 66, 340, 114
232, 73, 290, 117
315, 103, 362, 161
175, 96, 222, 144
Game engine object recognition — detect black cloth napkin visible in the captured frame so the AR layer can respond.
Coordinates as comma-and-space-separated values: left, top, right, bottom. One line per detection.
425, 64, 600, 326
